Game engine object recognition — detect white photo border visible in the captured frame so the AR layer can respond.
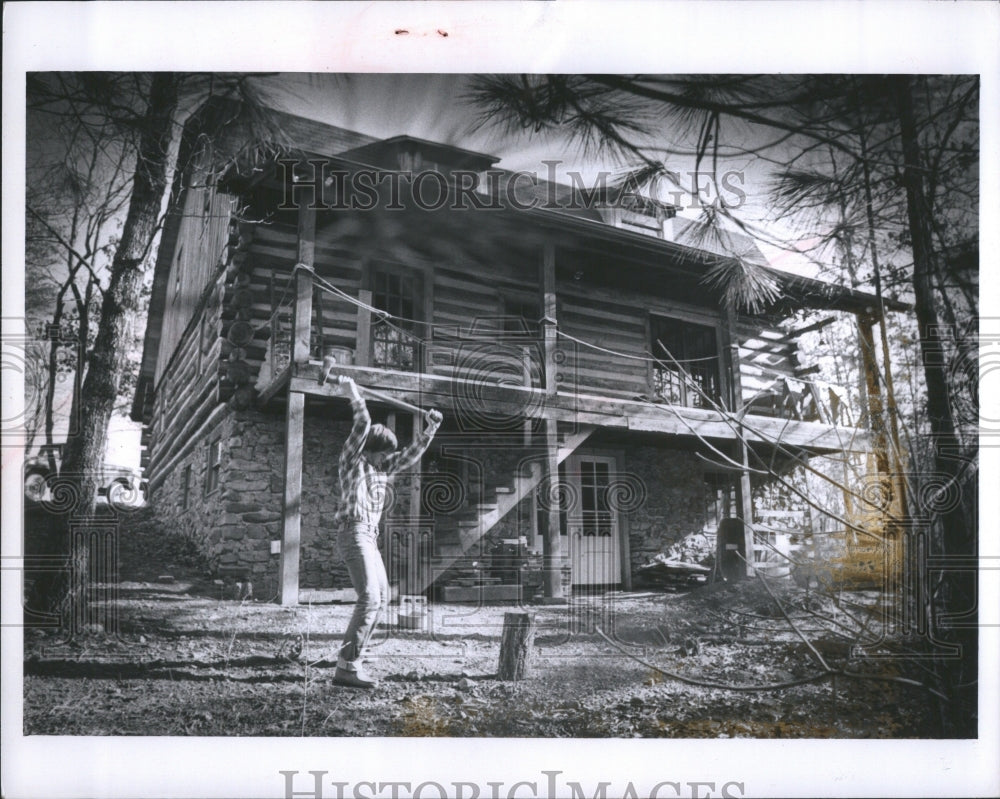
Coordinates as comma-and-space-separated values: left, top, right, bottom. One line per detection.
3, 2, 998, 798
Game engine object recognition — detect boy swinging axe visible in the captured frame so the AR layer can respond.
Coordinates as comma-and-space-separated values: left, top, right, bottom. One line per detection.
323, 361, 441, 688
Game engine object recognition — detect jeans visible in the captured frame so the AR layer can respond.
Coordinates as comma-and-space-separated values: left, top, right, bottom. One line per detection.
338, 522, 389, 664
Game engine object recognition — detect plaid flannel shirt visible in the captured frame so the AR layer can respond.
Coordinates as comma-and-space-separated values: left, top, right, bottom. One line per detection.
336, 397, 440, 528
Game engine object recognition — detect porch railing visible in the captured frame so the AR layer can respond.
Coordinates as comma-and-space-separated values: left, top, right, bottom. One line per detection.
263, 270, 850, 426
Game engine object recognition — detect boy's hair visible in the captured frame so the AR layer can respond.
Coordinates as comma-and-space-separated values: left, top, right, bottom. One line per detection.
364, 424, 398, 453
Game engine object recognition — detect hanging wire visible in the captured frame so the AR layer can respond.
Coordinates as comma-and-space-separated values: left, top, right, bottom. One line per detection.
555, 329, 721, 364
243, 262, 849, 398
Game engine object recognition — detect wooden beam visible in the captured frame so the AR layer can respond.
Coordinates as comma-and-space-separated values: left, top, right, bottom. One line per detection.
280, 391, 305, 605
542, 418, 564, 598
857, 313, 890, 476
297, 198, 316, 266
610, 447, 632, 590
735, 441, 755, 578
785, 315, 837, 339
292, 271, 313, 364
287, 367, 872, 453
542, 242, 558, 395
292, 202, 315, 363
725, 308, 755, 577
409, 411, 424, 594
256, 362, 292, 406
522, 346, 533, 446
355, 288, 372, 367
422, 267, 434, 373
875, 311, 908, 520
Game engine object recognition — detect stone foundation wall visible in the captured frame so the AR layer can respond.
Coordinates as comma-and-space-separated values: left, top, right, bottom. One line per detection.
151, 406, 424, 594
151, 415, 723, 591
620, 445, 711, 574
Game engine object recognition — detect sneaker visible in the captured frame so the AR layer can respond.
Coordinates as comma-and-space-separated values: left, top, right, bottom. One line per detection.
333, 663, 378, 689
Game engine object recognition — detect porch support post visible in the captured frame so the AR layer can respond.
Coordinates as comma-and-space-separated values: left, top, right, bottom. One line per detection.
724, 308, 755, 577
280, 390, 305, 605
409, 411, 425, 594
542, 418, 564, 598
540, 242, 564, 598
857, 311, 891, 479
355, 289, 372, 367
542, 242, 558, 395
280, 203, 315, 605
735, 445, 755, 578
294, 203, 315, 364
876, 312, 908, 519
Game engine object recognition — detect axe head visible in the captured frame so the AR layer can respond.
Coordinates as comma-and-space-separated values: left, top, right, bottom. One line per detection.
319, 354, 343, 387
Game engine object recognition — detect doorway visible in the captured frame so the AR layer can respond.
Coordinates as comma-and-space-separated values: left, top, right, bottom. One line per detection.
564, 453, 622, 586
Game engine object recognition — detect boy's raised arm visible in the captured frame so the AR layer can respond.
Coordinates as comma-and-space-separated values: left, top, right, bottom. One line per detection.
385, 409, 443, 474
338, 377, 371, 470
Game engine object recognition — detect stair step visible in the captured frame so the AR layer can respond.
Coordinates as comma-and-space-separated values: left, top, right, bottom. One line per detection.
414, 425, 596, 595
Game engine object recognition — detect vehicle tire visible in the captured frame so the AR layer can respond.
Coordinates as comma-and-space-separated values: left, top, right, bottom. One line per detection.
24, 469, 51, 504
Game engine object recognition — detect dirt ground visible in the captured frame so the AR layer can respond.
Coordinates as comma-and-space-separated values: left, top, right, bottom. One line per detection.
22, 509, 940, 738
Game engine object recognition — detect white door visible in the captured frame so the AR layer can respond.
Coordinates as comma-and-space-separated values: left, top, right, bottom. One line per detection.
565, 454, 621, 586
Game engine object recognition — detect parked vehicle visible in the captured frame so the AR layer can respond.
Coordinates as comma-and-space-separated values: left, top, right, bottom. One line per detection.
23, 444, 147, 509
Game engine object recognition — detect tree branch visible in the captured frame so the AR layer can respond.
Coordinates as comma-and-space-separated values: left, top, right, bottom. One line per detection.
26, 205, 106, 295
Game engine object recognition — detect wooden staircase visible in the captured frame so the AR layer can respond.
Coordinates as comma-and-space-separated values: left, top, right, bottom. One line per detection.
420, 425, 595, 593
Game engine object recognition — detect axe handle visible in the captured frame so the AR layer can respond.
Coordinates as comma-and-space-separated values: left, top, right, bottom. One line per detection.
320, 362, 425, 415
357, 385, 425, 415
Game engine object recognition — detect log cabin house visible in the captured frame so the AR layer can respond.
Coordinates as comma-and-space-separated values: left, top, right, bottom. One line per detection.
131, 102, 905, 604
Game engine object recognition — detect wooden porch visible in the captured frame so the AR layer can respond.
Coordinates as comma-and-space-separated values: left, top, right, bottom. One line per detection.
256, 264, 871, 606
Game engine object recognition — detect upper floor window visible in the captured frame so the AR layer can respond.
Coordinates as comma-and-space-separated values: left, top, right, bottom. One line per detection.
371, 265, 422, 371
649, 314, 721, 408
500, 293, 541, 337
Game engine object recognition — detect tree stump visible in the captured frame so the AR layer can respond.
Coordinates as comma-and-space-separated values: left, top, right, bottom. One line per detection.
497, 612, 536, 681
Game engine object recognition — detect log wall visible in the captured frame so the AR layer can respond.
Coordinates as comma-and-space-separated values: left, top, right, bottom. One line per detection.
155, 186, 233, 384
556, 289, 651, 399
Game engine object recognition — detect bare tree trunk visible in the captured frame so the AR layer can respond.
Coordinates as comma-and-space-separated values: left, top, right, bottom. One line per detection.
65, 273, 95, 450
43, 294, 67, 465
43, 73, 181, 623
892, 75, 976, 735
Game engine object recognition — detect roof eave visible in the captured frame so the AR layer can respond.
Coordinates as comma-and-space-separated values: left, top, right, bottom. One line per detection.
524, 205, 910, 316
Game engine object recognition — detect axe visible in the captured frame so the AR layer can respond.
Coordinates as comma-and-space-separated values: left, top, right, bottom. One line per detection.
319, 354, 424, 414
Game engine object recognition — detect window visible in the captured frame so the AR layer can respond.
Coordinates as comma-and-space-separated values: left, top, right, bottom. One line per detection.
501, 294, 541, 337
205, 440, 221, 495
181, 464, 193, 509
579, 459, 614, 537
650, 315, 721, 408
371, 266, 422, 371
